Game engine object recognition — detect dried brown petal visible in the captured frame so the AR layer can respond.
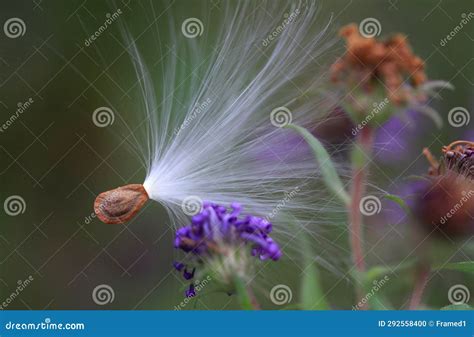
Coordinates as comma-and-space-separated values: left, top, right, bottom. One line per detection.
330, 23, 427, 104
94, 184, 149, 224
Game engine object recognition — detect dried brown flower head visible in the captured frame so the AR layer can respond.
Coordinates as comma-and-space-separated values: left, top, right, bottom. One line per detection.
330, 24, 426, 104
415, 141, 474, 237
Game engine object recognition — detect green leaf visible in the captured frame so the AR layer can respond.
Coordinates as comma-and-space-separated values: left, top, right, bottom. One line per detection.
383, 194, 412, 216
365, 260, 417, 282
435, 261, 474, 274
441, 304, 473, 310
368, 293, 394, 310
285, 124, 350, 205
300, 238, 329, 310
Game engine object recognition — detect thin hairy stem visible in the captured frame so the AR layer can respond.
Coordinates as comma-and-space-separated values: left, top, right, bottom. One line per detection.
408, 264, 431, 310
233, 276, 258, 310
349, 126, 374, 309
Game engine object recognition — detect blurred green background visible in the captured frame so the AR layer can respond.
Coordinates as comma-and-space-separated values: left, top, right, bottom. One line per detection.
0, 0, 472, 310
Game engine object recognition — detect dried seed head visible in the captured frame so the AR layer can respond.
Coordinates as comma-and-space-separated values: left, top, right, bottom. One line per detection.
94, 184, 149, 224
331, 24, 426, 104
414, 174, 474, 237
415, 141, 474, 237
441, 141, 474, 179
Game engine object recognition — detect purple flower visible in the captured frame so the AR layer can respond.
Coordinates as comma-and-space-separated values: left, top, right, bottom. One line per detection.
373, 110, 423, 162
173, 261, 185, 271
183, 267, 195, 280
173, 202, 281, 296
185, 284, 196, 298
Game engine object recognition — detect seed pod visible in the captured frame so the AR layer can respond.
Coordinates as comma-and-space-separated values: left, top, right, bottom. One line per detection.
414, 141, 474, 237
94, 184, 149, 224
414, 174, 474, 237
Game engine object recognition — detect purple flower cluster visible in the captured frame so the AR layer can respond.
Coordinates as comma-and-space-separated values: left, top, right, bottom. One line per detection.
173, 202, 281, 297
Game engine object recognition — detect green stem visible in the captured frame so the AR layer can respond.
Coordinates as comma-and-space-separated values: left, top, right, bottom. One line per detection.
233, 276, 257, 310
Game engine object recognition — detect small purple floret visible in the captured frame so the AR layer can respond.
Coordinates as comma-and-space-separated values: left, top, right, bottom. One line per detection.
185, 284, 196, 298
172, 202, 282, 296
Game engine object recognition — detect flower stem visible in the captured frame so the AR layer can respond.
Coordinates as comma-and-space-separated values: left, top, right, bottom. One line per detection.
349, 126, 374, 308
408, 264, 431, 310
233, 276, 258, 310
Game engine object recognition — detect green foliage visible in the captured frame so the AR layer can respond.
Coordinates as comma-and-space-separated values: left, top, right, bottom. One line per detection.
383, 194, 412, 216
441, 304, 473, 310
300, 237, 329, 310
285, 124, 350, 205
435, 262, 474, 275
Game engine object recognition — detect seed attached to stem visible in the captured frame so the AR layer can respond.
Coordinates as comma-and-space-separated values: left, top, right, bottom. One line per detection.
94, 184, 149, 224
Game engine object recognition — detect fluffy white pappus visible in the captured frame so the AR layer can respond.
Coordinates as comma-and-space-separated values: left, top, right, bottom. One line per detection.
119, 0, 349, 267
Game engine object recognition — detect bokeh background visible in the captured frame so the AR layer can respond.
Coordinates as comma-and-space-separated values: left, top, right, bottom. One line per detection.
0, 0, 472, 310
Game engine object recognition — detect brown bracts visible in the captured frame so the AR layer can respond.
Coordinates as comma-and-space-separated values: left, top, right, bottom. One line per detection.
416, 141, 474, 237
330, 24, 426, 104
94, 184, 149, 224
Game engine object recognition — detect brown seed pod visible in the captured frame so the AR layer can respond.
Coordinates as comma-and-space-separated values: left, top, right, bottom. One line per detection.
94, 184, 149, 224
